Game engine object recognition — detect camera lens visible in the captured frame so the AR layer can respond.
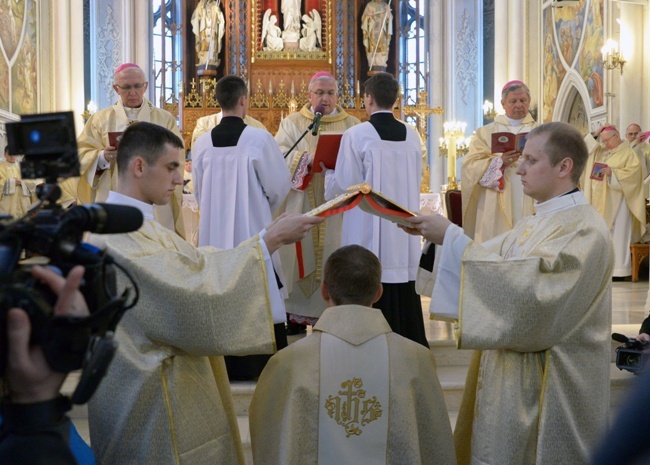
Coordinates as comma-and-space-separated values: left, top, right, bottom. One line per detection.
29, 130, 42, 144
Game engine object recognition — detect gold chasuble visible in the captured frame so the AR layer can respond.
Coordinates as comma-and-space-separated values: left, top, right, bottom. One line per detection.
88, 219, 276, 465
77, 98, 186, 238
0, 161, 33, 217
275, 105, 360, 319
249, 305, 457, 465
461, 115, 538, 242
581, 139, 646, 238
435, 193, 613, 465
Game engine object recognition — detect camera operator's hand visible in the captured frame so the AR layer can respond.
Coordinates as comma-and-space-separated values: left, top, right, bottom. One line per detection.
637, 333, 650, 344
5, 266, 87, 404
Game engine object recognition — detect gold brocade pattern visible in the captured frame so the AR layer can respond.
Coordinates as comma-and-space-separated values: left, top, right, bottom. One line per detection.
324, 377, 383, 438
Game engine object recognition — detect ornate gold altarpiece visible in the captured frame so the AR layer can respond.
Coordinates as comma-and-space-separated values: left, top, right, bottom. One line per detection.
177, 0, 403, 148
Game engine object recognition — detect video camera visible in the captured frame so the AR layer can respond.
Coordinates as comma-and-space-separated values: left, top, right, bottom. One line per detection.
0, 112, 143, 404
612, 333, 650, 375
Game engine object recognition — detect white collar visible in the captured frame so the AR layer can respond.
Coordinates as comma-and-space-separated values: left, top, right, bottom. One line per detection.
106, 191, 155, 222
310, 105, 339, 117
534, 190, 587, 216
504, 115, 525, 126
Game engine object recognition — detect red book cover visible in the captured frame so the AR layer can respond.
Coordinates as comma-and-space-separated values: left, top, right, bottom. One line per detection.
590, 162, 608, 181
108, 131, 124, 149
491, 132, 528, 153
311, 132, 343, 173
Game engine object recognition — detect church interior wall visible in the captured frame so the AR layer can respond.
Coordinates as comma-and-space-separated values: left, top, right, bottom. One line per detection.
0, 0, 648, 176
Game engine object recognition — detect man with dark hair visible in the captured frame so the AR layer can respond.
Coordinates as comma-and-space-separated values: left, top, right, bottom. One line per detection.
77, 63, 185, 237
250, 245, 456, 465
87, 122, 322, 465
462, 80, 538, 242
193, 75, 291, 379
324, 72, 427, 347
403, 122, 613, 464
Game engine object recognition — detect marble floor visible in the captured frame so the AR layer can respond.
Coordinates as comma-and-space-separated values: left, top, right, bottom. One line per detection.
69, 278, 650, 447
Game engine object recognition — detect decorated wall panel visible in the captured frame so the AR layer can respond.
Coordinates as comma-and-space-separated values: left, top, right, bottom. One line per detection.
542, 0, 604, 127
0, 0, 38, 115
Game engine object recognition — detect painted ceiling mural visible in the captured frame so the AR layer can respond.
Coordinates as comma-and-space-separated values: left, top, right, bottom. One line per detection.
543, 0, 604, 123
0, 0, 38, 115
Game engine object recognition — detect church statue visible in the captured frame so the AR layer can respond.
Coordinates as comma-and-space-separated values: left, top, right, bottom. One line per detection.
281, 0, 302, 49
191, 0, 226, 71
361, 0, 393, 71
299, 10, 321, 52
262, 9, 284, 51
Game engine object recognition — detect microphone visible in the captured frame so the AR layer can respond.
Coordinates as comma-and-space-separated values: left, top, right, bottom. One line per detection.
612, 333, 632, 344
63, 204, 144, 234
311, 105, 325, 136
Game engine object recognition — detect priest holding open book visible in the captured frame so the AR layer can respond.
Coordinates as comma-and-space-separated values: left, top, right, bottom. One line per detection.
275, 71, 360, 326
323, 72, 427, 347
461, 80, 538, 242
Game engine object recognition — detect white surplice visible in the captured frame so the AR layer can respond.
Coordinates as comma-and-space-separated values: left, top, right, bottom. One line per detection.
192, 125, 291, 250
324, 117, 422, 283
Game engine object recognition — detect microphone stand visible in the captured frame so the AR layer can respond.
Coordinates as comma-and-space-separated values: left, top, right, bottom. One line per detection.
283, 121, 318, 159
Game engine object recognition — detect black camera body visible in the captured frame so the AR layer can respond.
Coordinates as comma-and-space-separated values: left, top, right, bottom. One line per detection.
612, 333, 649, 375
1, 112, 142, 404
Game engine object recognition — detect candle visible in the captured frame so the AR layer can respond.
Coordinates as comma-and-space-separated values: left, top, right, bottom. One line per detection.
447, 135, 457, 182
356, 80, 360, 96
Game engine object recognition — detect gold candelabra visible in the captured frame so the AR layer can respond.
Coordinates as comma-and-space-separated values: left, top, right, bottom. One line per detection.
483, 100, 497, 120
601, 39, 626, 75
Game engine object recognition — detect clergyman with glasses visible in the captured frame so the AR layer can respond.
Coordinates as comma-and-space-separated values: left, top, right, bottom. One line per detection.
76, 63, 186, 238
275, 71, 360, 328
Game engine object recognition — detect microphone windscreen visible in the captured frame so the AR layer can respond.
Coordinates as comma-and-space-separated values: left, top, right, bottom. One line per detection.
314, 105, 325, 115
71, 204, 144, 234
611, 333, 630, 343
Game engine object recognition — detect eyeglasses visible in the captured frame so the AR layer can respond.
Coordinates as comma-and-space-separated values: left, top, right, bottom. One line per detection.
115, 83, 147, 91
310, 90, 337, 97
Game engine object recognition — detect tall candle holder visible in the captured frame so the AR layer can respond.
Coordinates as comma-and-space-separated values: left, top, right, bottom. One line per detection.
439, 121, 467, 190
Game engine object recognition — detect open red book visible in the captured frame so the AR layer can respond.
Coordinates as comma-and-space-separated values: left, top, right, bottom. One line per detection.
491, 131, 528, 153
306, 183, 417, 227
311, 132, 343, 173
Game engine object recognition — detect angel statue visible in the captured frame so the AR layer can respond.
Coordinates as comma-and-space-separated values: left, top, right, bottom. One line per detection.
262, 9, 284, 51
299, 10, 322, 52
361, 0, 393, 71
191, 0, 226, 70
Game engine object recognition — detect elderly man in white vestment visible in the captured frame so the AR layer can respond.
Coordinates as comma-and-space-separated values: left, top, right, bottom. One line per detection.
403, 122, 613, 465
87, 122, 323, 465
193, 75, 291, 379
76, 63, 185, 238
582, 125, 645, 278
461, 80, 538, 242
275, 71, 360, 326
324, 72, 427, 347
250, 245, 457, 465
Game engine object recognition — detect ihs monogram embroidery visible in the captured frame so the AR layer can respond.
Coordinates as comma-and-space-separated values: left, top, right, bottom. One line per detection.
324, 377, 383, 438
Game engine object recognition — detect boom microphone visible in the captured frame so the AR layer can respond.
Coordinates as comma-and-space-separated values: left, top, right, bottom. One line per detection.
311, 105, 325, 136
63, 204, 144, 234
